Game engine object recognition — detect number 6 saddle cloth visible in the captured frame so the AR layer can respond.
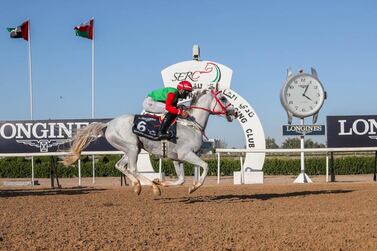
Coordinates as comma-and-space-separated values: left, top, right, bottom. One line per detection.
132, 114, 177, 142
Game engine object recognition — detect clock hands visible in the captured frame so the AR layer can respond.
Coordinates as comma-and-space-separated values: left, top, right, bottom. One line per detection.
303, 94, 312, 101
302, 85, 312, 101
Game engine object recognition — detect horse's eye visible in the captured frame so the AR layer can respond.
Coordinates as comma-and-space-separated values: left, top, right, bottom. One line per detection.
220, 97, 227, 102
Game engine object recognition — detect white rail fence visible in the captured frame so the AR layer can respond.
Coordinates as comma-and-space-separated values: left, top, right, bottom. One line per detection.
216, 147, 377, 184
0, 151, 161, 187
1, 147, 377, 186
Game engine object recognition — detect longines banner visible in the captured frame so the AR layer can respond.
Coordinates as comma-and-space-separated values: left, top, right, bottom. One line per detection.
282, 124, 325, 136
327, 115, 377, 147
0, 119, 115, 154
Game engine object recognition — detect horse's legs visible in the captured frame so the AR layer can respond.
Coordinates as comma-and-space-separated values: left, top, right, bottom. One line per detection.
159, 161, 185, 186
112, 147, 160, 196
114, 154, 142, 195
180, 151, 208, 194
126, 147, 161, 196
121, 148, 142, 195
108, 135, 142, 195
115, 154, 140, 191
115, 154, 128, 173
128, 159, 161, 196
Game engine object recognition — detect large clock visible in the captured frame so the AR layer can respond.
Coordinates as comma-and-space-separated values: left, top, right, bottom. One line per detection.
280, 68, 327, 124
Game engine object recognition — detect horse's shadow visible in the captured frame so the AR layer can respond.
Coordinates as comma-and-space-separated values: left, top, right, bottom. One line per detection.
160, 189, 353, 204
0, 187, 106, 198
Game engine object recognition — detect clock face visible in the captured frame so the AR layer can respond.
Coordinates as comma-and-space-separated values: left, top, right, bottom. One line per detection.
283, 74, 325, 117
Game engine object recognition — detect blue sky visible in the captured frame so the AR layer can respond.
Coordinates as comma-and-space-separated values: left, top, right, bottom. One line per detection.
1, 0, 377, 147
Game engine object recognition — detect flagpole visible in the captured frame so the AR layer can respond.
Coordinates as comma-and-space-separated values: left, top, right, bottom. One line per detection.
27, 19, 35, 186
28, 20, 33, 120
91, 18, 96, 184
91, 18, 95, 119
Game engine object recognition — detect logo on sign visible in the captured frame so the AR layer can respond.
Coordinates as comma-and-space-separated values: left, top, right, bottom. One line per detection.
171, 62, 221, 90
17, 139, 71, 152
327, 115, 377, 147
0, 122, 89, 152
173, 62, 221, 83
338, 119, 377, 138
282, 125, 325, 136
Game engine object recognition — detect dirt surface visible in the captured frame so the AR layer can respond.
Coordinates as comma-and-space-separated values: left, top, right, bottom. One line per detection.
1, 176, 377, 250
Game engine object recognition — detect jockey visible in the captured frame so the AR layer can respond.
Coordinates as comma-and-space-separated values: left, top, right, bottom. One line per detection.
143, 80, 193, 139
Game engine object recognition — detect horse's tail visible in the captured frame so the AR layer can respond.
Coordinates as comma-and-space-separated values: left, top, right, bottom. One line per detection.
63, 122, 108, 166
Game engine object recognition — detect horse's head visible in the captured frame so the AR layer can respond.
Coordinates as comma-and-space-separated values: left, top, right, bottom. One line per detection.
190, 89, 237, 122
209, 90, 238, 122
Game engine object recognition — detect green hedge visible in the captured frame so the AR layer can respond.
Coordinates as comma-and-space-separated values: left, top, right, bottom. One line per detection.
0, 155, 376, 178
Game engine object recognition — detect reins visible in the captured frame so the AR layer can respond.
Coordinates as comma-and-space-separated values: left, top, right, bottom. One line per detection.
188, 90, 231, 116
184, 90, 231, 139
185, 117, 209, 140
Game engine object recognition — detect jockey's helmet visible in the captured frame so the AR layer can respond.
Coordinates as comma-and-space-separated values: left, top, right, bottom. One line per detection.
177, 81, 193, 92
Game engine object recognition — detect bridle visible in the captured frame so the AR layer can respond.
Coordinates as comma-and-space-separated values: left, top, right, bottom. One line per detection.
183, 90, 233, 139
188, 90, 232, 116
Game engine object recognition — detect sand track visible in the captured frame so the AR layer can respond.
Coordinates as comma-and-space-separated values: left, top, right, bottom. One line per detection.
1, 178, 377, 250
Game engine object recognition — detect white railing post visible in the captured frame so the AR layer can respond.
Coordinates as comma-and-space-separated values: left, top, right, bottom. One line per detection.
240, 156, 244, 184
92, 155, 95, 184
159, 158, 162, 180
194, 166, 200, 183
217, 152, 221, 184
78, 159, 81, 187
31, 160, 34, 186
326, 153, 329, 182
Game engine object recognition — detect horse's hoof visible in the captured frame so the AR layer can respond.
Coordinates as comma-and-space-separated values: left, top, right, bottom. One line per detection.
153, 178, 169, 187
132, 181, 142, 195
188, 185, 198, 194
152, 178, 161, 186
152, 184, 161, 196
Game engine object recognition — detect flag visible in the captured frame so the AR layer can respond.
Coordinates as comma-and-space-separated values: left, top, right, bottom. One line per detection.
7, 21, 29, 41
74, 19, 93, 40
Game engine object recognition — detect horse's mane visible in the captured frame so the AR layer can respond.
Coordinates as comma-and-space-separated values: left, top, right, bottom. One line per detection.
190, 89, 210, 105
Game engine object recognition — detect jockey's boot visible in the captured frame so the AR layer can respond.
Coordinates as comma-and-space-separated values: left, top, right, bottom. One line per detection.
158, 113, 176, 140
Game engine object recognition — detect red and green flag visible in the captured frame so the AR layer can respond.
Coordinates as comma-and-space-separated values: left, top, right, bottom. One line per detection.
7, 20, 29, 41
74, 19, 93, 40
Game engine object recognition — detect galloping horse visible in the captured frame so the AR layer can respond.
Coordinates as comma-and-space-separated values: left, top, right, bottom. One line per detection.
63, 89, 237, 195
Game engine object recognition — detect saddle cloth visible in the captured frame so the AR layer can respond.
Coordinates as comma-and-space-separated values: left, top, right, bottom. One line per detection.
132, 114, 177, 141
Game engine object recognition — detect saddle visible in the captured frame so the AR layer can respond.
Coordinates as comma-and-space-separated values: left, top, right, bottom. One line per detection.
132, 114, 177, 141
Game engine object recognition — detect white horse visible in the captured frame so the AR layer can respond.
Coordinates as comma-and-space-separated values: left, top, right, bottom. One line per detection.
63, 89, 236, 195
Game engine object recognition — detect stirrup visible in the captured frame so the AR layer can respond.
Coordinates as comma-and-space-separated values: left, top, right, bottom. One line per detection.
161, 140, 168, 158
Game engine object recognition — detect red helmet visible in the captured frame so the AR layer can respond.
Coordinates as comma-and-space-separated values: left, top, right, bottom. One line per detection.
177, 81, 193, 92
